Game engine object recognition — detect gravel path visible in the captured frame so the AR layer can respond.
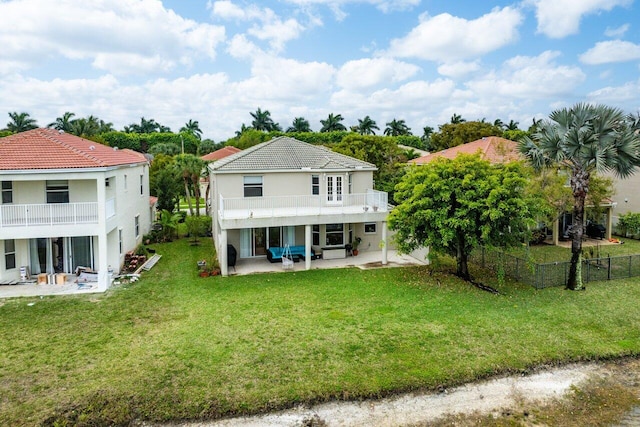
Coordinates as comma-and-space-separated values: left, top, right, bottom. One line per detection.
167, 363, 603, 427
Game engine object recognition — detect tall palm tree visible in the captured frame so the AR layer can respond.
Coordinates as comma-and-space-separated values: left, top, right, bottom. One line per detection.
355, 116, 379, 135
320, 113, 347, 132
180, 119, 203, 140
519, 103, 640, 290
174, 154, 206, 217
450, 113, 466, 124
98, 119, 114, 133
70, 116, 99, 137
250, 108, 277, 132
48, 112, 76, 132
235, 123, 251, 137
506, 119, 520, 131
384, 119, 411, 136
6, 112, 38, 132
126, 117, 165, 133
493, 118, 505, 129
287, 117, 311, 133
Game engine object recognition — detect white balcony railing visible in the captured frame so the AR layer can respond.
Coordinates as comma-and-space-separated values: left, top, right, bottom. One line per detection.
0, 202, 99, 227
219, 190, 388, 220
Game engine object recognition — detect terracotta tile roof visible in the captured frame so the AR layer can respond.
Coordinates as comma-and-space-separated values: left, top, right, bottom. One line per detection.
0, 128, 147, 170
201, 146, 242, 161
410, 136, 522, 165
149, 196, 158, 206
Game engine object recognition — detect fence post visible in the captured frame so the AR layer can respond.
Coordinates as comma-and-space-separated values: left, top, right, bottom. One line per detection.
608, 256, 612, 281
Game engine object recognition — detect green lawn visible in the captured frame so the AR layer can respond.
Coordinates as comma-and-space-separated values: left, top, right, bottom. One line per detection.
1, 238, 640, 425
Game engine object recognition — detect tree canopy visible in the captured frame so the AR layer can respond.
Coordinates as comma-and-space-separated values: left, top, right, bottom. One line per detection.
519, 103, 640, 290
389, 154, 541, 282
429, 121, 503, 151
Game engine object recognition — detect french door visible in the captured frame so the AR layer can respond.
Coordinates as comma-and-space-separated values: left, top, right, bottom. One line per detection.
326, 175, 343, 205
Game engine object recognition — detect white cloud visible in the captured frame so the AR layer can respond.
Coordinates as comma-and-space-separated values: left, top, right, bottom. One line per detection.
0, 0, 225, 76
387, 7, 523, 62
605, 23, 630, 37
526, 0, 632, 38
467, 51, 586, 99
337, 58, 420, 89
281, 0, 419, 17
437, 61, 481, 78
580, 40, 640, 65
212, 1, 307, 52
587, 79, 640, 103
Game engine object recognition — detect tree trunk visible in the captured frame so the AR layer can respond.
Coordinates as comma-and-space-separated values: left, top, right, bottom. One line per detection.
193, 173, 201, 217
456, 234, 471, 281
567, 169, 589, 290
183, 179, 194, 217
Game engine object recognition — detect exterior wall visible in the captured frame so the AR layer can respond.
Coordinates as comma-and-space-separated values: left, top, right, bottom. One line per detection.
0, 163, 151, 285
610, 174, 640, 227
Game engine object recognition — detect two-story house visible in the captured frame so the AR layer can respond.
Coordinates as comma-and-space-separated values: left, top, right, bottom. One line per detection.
0, 128, 154, 292
209, 136, 390, 276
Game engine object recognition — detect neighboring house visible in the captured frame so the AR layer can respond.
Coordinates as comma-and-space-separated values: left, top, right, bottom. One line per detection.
209, 136, 390, 276
200, 146, 243, 209
0, 128, 154, 291
410, 136, 615, 244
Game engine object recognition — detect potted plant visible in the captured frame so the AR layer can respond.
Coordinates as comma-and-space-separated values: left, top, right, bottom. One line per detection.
351, 236, 362, 256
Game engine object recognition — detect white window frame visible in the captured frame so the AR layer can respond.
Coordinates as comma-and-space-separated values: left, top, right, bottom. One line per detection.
134, 215, 140, 238
4, 239, 16, 270
243, 176, 263, 198
1, 181, 12, 204
312, 175, 320, 195
364, 223, 377, 234
46, 180, 69, 204
140, 174, 144, 195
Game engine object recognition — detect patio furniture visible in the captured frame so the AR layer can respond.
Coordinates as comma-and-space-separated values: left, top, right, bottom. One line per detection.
267, 245, 314, 262
282, 245, 294, 270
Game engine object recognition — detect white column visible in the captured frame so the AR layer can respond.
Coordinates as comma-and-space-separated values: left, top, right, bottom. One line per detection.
220, 229, 228, 276
96, 176, 110, 291
381, 221, 388, 265
305, 224, 311, 271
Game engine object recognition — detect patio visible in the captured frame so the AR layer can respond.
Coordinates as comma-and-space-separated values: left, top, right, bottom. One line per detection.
228, 249, 428, 276
0, 274, 102, 298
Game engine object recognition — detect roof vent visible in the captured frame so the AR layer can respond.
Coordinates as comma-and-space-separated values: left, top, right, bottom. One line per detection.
113, 146, 119, 150
58, 130, 64, 134
89, 145, 95, 150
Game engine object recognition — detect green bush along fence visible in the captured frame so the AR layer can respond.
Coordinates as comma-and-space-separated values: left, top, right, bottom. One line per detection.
470, 247, 640, 289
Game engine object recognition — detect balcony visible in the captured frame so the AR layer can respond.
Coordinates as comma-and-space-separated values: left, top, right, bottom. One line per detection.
218, 190, 389, 227
0, 202, 100, 228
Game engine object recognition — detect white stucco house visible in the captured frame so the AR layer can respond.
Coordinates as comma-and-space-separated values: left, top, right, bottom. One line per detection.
209, 136, 391, 276
0, 128, 154, 291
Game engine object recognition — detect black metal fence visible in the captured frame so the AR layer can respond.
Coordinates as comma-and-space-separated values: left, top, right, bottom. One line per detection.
470, 247, 640, 289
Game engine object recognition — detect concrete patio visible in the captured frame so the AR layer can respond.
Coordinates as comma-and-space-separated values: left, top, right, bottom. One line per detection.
0, 274, 102, 299
227, 249, 428, 276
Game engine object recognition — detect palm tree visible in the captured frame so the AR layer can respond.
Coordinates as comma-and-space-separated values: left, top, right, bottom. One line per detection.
250, 108, 278, 132
98, 119, 114, 133
287, 117, 311, 133
506, 119, 520, 131
320, 113, 347, 132
384, 119, 411, 136
6, 112, 38, 132
174, 154, 206, 217
493, 119, 505, 129
70, 116, 100, 137
48, 112, 76, 132
355, 116, 379, 135
519, 103, 640, 290
450, 113, 466, 124
180, 119, 203, 140
235, 123, 251, 137
126, 117, 165, 133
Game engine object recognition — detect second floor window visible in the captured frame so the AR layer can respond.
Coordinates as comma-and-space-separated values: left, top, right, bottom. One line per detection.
140, 174, 144, 195
244, 176, 263, 197
1, 181, 12, 204
46, 180, 69, 204
312, 175, 320, 195
134, 215, 140, 238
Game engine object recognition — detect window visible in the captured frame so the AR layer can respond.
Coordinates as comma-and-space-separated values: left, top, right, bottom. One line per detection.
134, 215, 140, 238
46, 180, 69, 204
348, 173, 352, 194
244, 176, 263, 197
325, 223, 344, 246
364, 223, 377, 234
140, 174, 144, 195
1, 181, 12, 204
4, 239, 16, 270
312, 225, 320, 246
119, 229, 123, 255
124, 174, 128, 190
312, 175, 320, 195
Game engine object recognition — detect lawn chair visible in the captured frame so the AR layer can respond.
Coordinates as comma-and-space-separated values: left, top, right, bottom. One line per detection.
282, 244, 294, 270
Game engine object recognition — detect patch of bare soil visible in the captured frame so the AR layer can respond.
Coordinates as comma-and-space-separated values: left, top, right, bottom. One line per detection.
161, 359, 640, 427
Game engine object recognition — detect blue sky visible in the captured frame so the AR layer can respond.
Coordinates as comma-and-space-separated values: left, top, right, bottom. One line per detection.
0, 0, 638, 141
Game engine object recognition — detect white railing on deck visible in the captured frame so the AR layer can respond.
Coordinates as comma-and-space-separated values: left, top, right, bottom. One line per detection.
0, 203, 99, 227
219, 190, 388, 219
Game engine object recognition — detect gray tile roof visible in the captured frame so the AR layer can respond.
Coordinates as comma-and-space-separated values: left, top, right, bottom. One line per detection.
211, 136, 377, 172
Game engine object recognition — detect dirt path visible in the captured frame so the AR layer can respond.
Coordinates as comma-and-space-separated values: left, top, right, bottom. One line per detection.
168, 362, 612, 427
